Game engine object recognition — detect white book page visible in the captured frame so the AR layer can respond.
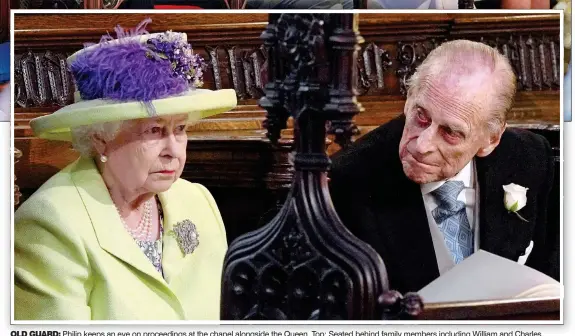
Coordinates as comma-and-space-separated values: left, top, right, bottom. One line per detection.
418, 250, 560, 303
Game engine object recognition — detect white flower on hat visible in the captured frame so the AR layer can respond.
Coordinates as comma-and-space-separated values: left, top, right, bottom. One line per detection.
503, 183, 529, 222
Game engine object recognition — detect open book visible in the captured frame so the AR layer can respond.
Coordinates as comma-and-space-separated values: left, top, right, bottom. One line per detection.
418, 250, 562, 303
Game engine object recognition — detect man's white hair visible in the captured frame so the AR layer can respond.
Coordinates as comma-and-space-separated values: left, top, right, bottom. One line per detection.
70, 121, 124, 158
406, 39, 517, 135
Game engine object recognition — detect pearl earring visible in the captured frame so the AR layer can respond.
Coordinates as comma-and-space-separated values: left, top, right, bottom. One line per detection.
100, 155, 108, 163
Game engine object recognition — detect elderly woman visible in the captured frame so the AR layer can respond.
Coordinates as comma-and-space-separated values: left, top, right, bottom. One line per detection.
14, 20, 237, 320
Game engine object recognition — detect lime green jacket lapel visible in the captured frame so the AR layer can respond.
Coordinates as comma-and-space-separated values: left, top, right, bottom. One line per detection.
158, 190, 193, 284
69, 157, 223, 291
16, 156, 226, 320
71, 158, 170, 286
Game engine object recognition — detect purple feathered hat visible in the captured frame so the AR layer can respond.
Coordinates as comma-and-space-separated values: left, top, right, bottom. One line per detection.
30, 18, 237, 141
71, 18, 204, 104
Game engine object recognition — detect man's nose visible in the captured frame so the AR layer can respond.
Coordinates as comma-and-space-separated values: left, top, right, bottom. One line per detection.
414, 127, 436, 155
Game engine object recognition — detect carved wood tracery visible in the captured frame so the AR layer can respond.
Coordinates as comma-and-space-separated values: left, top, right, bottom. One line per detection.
13, 14, 561, 109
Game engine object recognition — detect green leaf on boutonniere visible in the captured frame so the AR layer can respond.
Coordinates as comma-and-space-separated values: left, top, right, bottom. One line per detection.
509, 201, 519, 213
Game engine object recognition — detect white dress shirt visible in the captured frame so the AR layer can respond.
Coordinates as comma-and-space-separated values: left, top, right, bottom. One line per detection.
421, 160, 479, 275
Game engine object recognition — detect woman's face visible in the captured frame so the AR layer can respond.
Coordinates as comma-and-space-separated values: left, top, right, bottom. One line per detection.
98, 114, 189, 195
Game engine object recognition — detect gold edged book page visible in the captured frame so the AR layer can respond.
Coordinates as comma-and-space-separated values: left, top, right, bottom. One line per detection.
419, 250, 562, 303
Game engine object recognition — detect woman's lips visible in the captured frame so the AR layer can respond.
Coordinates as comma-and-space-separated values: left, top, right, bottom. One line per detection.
156, 170, 175, 174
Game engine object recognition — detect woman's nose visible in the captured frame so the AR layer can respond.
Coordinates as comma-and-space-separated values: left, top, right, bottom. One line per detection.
162, 132, 179, 157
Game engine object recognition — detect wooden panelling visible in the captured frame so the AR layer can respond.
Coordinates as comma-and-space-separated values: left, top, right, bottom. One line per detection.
13, 13, 561, 242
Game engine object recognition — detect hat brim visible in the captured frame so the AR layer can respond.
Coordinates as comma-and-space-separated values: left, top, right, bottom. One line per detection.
30, 89, 237, 142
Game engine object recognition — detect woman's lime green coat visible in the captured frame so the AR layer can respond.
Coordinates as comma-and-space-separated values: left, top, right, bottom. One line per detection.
14, 157, 227, 320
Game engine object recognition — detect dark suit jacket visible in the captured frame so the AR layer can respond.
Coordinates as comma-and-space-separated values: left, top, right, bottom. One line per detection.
329, 115, 557, 293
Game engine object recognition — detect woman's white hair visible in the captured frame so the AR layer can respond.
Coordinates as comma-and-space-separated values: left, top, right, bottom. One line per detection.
406, 39, 517, 135
70, 121, 124, 158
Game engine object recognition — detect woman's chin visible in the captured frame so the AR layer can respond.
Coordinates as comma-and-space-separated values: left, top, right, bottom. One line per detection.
147, 178, 177, 193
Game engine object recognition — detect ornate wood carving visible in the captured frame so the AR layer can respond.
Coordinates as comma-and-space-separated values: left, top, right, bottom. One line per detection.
13, 15, 561, 111
85, 0, 125, 8
18, 0, 83, 8
477, 35, 561, 91
14, 50, 74, 108
395, 39, 444, 96
357, 42, 393, 95
221, 13, 422, 321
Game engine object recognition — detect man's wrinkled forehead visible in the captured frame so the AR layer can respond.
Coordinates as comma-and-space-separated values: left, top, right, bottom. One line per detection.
422, 63, 492, 91
413, 76, 491, 124
416, 67, 494, 107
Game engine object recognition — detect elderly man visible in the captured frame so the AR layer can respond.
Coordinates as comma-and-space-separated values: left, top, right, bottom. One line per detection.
329, 40, 556, 294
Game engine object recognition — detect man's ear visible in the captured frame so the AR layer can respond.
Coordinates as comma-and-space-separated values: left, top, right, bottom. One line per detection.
476, 123, 506, 157
91, 133, 108, 157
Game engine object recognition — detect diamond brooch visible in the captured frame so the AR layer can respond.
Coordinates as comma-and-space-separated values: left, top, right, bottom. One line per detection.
170, 219, 200, 255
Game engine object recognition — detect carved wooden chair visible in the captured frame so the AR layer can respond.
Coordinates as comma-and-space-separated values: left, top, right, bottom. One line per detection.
221, 13, 419, 320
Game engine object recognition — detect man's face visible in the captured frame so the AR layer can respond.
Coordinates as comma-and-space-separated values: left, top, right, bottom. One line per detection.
398, 78, 498, 184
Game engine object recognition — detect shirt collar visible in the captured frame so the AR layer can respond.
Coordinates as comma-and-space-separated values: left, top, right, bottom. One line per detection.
421, 159, 474, 195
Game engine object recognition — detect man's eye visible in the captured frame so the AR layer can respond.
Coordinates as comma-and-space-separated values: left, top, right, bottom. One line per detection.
416, 109, 429, 123
442, 127, 461, 141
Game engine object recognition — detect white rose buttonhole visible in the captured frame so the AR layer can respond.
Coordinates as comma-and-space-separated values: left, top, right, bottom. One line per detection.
503, 183, 529, 222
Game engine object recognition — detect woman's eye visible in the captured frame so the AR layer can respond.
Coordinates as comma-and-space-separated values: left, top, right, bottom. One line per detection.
150, 126, 162, 134
176, 125, 186, 133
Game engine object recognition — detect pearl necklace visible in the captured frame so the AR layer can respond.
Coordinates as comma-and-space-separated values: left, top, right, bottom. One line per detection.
116, 199, 154, 241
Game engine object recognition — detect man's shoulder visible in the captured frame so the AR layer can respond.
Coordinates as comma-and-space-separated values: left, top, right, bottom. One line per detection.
485, 128, 553, 189
498, 127, 551, 161
329, 115, 405, 183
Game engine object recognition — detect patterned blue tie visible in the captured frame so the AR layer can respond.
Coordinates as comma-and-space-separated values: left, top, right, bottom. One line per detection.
431, 181, 473, 264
